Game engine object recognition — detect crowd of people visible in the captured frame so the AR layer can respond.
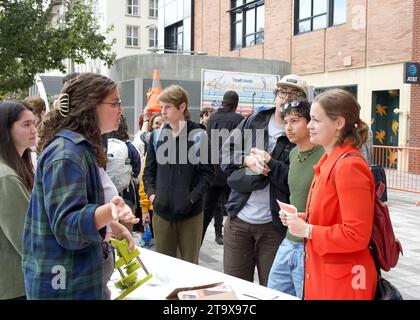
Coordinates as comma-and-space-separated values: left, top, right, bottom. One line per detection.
0, 71, 379, 300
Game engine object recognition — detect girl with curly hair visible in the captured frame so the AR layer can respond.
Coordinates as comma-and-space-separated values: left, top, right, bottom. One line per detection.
22, 73, 139, 300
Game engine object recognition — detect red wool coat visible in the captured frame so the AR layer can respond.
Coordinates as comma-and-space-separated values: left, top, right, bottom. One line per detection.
304, 144, 377, 300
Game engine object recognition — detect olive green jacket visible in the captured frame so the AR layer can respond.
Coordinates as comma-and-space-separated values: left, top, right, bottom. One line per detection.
0, 160, 30, 299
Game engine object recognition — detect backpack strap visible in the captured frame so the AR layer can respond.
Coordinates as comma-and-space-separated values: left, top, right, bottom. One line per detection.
331, 152, 386, 199
375, 181, 386, 199
240, 113, 254, 155
152, 128, 163, 154
331, 152, 364, 189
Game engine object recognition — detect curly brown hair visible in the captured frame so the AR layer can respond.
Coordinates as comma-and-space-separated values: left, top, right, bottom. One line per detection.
37, 73, 118, 167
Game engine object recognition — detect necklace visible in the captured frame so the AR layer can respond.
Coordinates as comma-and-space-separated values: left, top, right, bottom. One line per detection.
296, 146, 317, 163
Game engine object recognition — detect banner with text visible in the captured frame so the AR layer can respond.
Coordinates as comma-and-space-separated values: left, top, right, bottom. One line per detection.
201, 69, 281, 115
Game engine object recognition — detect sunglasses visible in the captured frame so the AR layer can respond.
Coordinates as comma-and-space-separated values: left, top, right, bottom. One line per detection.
282, 100, 301, 110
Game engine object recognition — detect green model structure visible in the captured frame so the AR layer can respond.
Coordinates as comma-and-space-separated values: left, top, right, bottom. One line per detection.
111, 238, 153, 300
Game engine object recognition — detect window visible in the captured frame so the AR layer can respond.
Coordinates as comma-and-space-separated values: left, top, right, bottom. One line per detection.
315, 84, 357, 98
165, 22, 183, 52
149, 0, 158, 17
230, 0, 264, 50
294, 0, 347, 35
149, 27, 158, 48
332, 0, 347, 25
126, 26, 139, 47
127, 0, 140, 16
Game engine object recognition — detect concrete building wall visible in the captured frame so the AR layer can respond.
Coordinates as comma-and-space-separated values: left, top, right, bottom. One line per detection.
109, 53, 289, 135
110, 54, 288, 84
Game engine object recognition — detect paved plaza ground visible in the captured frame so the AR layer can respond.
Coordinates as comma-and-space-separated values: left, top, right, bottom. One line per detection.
199, 189, 420, 300
136, 189, 420, 300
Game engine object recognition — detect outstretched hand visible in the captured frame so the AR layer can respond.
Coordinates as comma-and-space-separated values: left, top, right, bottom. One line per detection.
110, 196, 140, 224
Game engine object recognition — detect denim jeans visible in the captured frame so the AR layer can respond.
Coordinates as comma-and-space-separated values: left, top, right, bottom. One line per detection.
267, 238, 304, 299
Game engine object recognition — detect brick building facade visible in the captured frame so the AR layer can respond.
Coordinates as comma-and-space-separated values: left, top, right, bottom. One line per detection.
192, 0, 417, 148
409, 0, 420, 148
194, 0, 412, 74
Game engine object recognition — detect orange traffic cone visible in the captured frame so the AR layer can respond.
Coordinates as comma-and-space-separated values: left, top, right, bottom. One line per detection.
144, 68, 163, 114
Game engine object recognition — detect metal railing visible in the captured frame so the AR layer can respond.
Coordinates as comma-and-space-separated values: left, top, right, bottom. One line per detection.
372, 145, 420, 194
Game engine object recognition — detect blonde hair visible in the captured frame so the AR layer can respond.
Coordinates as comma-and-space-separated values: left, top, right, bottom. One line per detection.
158, 85, 191, 120
314, 89, 368, 149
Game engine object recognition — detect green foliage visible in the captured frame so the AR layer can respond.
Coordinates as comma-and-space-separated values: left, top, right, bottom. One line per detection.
0, 0, 116, 94
0, 88, 27, 101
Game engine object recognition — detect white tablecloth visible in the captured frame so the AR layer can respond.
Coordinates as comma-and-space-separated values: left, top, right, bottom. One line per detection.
109, 247, 298, 300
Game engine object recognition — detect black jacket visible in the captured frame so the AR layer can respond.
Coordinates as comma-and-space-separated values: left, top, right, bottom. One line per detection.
220, 108, 295, 236
207, 108, 244, 186
143, 121, 215, 221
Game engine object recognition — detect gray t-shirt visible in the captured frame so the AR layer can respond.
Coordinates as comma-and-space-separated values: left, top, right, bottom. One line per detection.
237, 115, 285, 224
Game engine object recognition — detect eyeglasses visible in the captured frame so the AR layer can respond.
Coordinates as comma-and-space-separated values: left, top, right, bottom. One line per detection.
101, 100, 122, 107
274, 89, 304, 99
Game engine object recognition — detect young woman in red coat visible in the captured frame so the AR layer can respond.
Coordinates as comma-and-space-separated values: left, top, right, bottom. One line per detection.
283, 89, 377, 300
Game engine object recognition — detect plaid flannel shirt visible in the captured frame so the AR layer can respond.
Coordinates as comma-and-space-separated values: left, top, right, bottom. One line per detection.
22, 130, 107, 300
